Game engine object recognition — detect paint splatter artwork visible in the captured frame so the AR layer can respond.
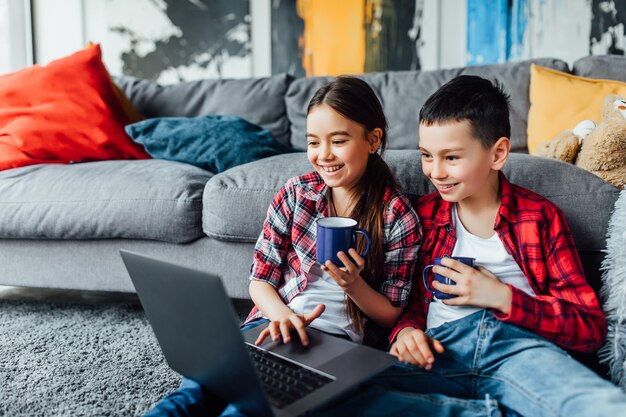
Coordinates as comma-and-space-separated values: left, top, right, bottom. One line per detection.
271, 0, 424, 77
590, 0, 626, 55
100, 0, 251, 83
467, 0, 626, 66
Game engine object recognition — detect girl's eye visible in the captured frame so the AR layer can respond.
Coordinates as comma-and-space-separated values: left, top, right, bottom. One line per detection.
446, 155, 459, 161
307, 141, 319, 146
332, 139, 347, 144
420, 153, 432, 159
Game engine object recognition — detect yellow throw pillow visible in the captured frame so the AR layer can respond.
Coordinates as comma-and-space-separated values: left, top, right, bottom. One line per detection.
527, 64, 626, 154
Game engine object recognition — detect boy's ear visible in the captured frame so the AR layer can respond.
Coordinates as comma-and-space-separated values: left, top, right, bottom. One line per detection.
369, 128, 383, 153
491, 137, 510, 170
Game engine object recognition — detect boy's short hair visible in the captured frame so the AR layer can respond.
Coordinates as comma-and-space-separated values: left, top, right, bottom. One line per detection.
419, 75, 511, 149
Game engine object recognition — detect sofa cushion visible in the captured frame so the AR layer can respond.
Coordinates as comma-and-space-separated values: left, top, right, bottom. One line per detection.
0, 160, 211, 243
572, 55, 626, 81
203, 153, 312, 242
202, 151, 618, 254
114, 74, 293, 147
0, 44, 150, 171
285, 58, 569, 153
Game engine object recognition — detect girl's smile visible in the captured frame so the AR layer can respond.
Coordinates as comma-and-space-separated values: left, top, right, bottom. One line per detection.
318, 164, 345, 175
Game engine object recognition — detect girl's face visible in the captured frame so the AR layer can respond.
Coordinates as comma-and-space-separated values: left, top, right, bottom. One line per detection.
306, 104, 380, 193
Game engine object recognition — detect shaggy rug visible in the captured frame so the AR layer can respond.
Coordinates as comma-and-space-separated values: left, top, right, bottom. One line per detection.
0, 299, 180, 417
599, 190, 626, 391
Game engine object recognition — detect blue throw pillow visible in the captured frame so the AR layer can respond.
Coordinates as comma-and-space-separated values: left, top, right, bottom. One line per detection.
125, 115, 293, 173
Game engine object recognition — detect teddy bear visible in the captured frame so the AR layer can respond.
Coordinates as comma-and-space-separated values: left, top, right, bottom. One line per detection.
533, 95, 626, 189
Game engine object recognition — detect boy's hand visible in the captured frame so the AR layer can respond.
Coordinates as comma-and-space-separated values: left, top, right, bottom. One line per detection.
431, 258, 512, 314
390, 327, 444, 370
321, 248, 366, 293
255, 304, 325, 346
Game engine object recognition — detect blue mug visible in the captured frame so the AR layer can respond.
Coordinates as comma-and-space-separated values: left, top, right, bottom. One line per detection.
422, 255, 476, 300
316, 217, 371, 267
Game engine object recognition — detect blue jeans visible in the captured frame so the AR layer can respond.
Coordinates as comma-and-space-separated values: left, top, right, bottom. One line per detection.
146, 312, 626, 416
311, 310, 626, 417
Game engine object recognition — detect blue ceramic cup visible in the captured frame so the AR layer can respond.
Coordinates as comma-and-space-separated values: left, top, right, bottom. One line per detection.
422, 255, 476, 300
316, 217, 371, 267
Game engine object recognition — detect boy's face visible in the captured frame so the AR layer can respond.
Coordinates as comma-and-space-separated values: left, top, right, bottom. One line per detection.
418, 119, 507, 205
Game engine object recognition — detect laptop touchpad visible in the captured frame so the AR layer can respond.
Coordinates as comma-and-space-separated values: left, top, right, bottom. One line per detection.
243, 325, 355, 368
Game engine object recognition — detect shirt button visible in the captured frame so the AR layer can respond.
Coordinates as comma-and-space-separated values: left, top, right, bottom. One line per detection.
424, 297, 430, 304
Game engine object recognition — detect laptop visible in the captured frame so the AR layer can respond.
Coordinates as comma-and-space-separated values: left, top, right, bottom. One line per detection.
120, 250, 396, 417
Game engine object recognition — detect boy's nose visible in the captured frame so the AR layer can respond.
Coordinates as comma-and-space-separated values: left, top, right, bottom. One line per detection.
430, 161, 446, 179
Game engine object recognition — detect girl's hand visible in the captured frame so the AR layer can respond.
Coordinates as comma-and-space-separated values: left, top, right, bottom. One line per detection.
431, 258, 512, 314
321, 248, 366, 293
390, 327, 444, 370
254, 304, 325, 346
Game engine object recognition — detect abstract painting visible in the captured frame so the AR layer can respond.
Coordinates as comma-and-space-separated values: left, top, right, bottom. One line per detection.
467, 0, 626, 66
271, 0, 424, 77
96, 0, 251, 84
466, 0, 529, 65
590, 0, 626, 55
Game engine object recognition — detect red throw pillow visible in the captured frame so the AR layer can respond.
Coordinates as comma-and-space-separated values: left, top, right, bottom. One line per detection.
0, 44, 150, 170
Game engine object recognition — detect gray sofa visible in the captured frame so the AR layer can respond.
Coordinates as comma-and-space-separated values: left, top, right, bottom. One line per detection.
0, 56, 621, 307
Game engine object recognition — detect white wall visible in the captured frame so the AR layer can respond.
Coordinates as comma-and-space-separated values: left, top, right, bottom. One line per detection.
0, 0, 33, 74
362, 0, 467, 72
525, 0, 590, 64
439, 0, 467, 69
32, 0, 84, 66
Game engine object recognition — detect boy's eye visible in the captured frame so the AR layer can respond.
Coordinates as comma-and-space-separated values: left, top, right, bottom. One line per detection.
307, 141, 319, 146
420, 153, 432, 159
332, 139, 347, 144
446, 155, 459, 161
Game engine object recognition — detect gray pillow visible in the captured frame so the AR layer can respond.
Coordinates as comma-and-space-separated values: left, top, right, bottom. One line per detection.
114, 74, 293, 147
285, 58, 570, 153
572, 55, 626, 81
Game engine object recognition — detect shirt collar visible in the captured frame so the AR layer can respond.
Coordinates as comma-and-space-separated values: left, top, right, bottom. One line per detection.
433, 171, 518, 228
301, 171, 327, 202
495, 171, 518, 226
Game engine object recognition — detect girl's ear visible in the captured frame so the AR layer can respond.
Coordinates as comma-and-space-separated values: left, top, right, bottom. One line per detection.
369, 128, 383, 153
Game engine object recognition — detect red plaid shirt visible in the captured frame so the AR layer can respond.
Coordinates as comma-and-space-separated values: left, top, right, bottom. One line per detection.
245, 171, 422, 323
390, 173, 607, 353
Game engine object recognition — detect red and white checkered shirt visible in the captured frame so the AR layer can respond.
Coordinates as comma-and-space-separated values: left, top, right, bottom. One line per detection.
245, 171, 422, 324
390, 172, 607, 353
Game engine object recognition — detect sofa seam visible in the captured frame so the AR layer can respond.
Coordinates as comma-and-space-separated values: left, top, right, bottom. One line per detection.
0, 199, 204, 204
206, 187, 278, 193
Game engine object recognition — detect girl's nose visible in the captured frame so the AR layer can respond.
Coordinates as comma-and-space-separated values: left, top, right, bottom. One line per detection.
318, 143, 333, 160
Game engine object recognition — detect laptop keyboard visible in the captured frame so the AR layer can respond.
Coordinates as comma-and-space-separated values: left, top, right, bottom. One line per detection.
246, 344, 334, 409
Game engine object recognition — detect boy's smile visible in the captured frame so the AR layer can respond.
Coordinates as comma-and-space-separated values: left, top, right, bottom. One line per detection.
418, 120, 506, 208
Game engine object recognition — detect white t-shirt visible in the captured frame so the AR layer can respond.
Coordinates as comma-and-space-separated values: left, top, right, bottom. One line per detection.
427, 204, 536, 330
287, 263, 363, 343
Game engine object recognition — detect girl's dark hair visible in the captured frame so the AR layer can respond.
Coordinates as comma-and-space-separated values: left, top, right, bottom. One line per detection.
419, 75, 511, 148
307, 76, 397, 332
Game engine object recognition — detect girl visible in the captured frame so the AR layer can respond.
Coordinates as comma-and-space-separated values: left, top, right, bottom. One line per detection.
145, 76, 421, 417
247, 76, 421, 347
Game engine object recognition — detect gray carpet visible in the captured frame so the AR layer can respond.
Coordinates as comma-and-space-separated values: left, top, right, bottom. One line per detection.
0, 299, 180, 417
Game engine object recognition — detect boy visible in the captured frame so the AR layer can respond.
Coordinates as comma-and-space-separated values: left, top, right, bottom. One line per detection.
379, 75, 626, 416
